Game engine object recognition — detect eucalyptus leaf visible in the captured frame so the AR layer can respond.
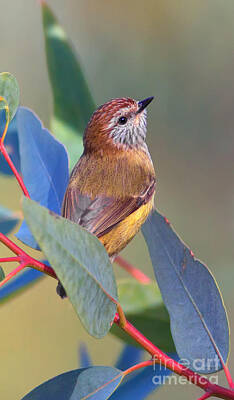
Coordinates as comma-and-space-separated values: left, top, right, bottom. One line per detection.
41, 3, 96, 168
22, 367, 123, 400
22, 369, 84, 400
110, 358, 178, 400
0, 72, 19, 121
70, 366, 123, 400
23, 198, 118, 338
142, 209, 229, 373
16, 107, 69, 249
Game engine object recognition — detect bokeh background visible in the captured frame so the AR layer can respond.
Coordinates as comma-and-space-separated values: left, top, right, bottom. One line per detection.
0, 0, 234, 399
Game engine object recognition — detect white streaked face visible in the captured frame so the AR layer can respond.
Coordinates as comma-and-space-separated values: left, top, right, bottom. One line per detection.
107, 106, 148, 148
84, 97, 153, 152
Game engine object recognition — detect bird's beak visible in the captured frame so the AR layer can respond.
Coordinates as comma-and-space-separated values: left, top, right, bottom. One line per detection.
137, 96, 154, 113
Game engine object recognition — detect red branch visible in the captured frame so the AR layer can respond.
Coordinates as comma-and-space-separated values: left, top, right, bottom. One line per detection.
114, 314, 234, 400
0, 100, 29, 197
0, 257, 19, 262
0, 233, 57, 286
0, 142, 29, 197
0, 113, 55, 282
123, 360, 153, 376
114, 255, 151, 284
1, 99, 234, 399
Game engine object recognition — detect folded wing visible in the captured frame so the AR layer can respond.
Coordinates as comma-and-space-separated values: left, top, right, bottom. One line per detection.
62, 178, 156, 238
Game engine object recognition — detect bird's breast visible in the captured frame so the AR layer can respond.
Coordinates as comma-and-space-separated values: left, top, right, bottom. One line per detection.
71, 148, 155, 200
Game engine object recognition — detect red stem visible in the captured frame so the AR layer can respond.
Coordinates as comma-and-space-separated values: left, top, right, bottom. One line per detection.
0, 232, 26, 256
123, 360, 153, 376
197, 393, 212, 400
115, 255, 151, 284
224, 367, 234, 389
26, 258, 57, 279
0, 257, 19, 262
0, 232, 233, 399
114, 314, 234, 400
0, 262, 26, 286
0, 233, 57, 284
0, 102, 233, 397
0, 143, 30, 197
0, 134, 56, 282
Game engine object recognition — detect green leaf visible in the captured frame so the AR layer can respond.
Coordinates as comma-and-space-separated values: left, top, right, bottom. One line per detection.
111, 279, 175, 352
0, 72, 20, 121
41, 3, 96, 168
0, 266, 5, 282
22, 198, 118, 338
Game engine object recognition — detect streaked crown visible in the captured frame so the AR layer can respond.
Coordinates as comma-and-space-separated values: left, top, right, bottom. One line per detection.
84, 97, 154, 151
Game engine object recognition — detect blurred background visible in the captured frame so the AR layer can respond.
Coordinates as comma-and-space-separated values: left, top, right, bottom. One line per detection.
0, 0, 233, 398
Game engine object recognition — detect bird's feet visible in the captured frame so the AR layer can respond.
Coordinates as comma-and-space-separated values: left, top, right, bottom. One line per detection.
56, 281, 67, 298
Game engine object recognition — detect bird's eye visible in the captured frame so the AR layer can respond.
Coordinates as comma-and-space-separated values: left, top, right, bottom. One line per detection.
118, 116, 128, 125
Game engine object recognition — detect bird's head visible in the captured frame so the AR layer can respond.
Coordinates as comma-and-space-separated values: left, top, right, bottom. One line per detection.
84, 96, 154, 152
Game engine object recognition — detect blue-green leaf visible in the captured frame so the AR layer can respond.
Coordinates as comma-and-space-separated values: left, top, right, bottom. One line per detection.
23, 198, 118, 338
15, 107, 69, 249
22, 367, 123, 400
41, 3, 96, 168
70, 366, 123, 400
22, 369, 84, 400
110, 356, 179, 400
142, 209, 229, 373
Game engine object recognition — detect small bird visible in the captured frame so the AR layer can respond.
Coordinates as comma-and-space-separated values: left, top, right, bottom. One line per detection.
57, 96, 156, 298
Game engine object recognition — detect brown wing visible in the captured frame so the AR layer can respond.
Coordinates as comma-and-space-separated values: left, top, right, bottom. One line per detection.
62, 178, 156, 238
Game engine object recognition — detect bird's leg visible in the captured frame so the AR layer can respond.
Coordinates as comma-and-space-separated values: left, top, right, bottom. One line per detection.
56, 281, 67, 298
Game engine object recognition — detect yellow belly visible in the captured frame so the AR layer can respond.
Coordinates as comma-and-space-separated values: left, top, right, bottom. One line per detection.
99, 197, 154, 257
